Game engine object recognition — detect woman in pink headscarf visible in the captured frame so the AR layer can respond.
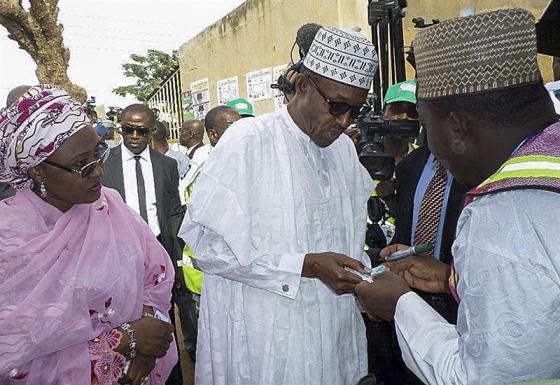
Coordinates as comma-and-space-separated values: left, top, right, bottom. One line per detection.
0, 86, 178, 385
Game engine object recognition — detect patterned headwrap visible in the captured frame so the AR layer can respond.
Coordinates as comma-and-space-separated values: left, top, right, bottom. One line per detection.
414, 8, 541, 99
0, 85, 89, 190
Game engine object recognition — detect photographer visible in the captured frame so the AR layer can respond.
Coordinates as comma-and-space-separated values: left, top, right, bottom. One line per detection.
374, 80, 420, 214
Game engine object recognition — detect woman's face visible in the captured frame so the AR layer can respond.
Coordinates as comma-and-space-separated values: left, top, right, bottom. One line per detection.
30, 126, 105, 211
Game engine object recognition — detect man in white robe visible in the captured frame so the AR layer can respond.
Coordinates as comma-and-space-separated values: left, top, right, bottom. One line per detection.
179, 27, 378, 385
355, 8, 560, 385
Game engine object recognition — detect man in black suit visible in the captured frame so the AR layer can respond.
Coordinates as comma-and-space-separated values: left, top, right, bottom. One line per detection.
101, 104, 184, 384
102, 104, 183, 261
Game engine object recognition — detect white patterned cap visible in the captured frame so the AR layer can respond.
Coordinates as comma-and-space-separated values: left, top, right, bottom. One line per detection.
414, 8, 541, 99
303, 27, 378, 90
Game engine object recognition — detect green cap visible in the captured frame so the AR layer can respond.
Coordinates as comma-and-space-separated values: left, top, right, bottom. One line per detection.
384, 80, 417, 105
226, 98, 254, 117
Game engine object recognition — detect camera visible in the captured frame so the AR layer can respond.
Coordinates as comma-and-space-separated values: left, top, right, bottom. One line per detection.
355, 103, 420, 181
106, 106, 123, 123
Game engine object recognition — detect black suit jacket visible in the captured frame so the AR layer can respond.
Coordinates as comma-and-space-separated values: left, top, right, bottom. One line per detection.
393, 145, 470, 322
102, 145, 184, 264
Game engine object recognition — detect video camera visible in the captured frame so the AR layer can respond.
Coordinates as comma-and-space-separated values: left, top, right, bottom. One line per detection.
354, 0, 421, 182
106, 106, 123, 123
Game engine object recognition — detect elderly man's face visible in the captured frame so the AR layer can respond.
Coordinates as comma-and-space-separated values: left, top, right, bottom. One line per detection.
300, 75, 368, 148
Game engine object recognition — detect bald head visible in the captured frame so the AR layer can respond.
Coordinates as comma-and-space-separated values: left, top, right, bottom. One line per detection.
121, 104, 156, 126
204, 106, 240, 146
6, 85, 31, 107
152, 121, 169, 143
180, 119, 204, 147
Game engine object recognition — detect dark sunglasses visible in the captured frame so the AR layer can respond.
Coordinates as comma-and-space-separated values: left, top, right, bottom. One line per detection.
121, 125, 152, 136
307, 76, 363, 119
43, 141, 110, 178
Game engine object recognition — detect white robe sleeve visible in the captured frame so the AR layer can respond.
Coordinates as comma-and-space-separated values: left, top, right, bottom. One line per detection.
181, 205, 305, 299
179, 125, 307, 299
394, 190, 560, 384
394, 292, 465, 385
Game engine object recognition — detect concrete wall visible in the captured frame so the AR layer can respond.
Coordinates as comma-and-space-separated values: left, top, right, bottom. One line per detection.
178, 0, 552, 116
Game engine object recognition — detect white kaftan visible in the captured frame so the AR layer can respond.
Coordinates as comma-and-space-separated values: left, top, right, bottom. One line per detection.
179, 108, 373, 385
394, 189, 560, 385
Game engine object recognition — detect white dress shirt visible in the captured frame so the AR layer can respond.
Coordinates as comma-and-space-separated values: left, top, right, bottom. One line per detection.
545, 80, 560, 114
121, 144, 160, 236
394, 189, 560, 385
179, 108, 374, 385
183, 143, 210, 187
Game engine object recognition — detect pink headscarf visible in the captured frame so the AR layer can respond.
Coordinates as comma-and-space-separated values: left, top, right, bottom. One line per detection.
0, 104, 177, 383
0, 85, 89, 190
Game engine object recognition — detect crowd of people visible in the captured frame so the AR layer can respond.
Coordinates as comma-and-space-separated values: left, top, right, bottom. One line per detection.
1, 6, 560, 385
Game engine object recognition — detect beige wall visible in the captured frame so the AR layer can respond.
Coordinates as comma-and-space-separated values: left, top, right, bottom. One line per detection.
178, 0, 553, 116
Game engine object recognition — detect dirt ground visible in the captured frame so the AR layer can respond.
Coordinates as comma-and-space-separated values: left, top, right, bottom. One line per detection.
175, 306, 195, 385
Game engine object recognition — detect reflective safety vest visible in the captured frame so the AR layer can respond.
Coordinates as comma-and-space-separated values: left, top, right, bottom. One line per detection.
449, 123, 560, 302
182, 166, 204, 295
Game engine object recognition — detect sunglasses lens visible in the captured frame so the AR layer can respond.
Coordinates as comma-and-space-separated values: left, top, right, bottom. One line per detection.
82, 163, 96, 178
123, 126, 150, 136
329, 103, 350, 116
122, 126, 134, 135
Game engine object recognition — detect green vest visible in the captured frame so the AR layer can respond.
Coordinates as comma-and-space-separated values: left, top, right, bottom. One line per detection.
182, 166, 204, 295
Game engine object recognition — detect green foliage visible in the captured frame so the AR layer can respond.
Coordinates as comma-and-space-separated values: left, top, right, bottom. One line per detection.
113, 49, 178, 102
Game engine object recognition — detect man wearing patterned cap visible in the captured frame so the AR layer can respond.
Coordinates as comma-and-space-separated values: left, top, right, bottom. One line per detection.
179, 27, 377, 385
356, 8, 560, 384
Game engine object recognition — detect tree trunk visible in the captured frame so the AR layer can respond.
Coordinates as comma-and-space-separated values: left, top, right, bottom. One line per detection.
0, 0, 87, 103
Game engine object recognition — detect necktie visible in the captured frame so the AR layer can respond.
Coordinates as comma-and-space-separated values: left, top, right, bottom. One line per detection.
414, 161, 448, 249
134, 155, 148, 222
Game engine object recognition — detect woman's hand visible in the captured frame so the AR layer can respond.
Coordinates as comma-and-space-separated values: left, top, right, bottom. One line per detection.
129, 316, 174, 358
118, 354, 156, 385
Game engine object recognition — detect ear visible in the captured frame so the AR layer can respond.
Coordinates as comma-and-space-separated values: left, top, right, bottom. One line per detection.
294, 73, 310, 96
448, 111, 470, 154
449, 111, 470, 141
207, 129, 217, 141
28, 165, 44, 186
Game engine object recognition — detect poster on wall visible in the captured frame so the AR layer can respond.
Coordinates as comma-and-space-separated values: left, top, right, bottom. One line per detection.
246, 68, 273, 101
190, 78, 210, 104
182, 90, 195, 120
190, 78, 210, 119
217, 76, 239, 105
272, 65, 287, 111
194, 102, 211, 119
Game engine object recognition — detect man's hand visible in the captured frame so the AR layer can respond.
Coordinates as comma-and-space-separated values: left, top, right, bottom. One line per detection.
174, 268, 188, 296
381, 244, 451, 294
375, 179, 397, 199
344, 126, 361, 146
118, 354, 156, 385
355, 272, 411, 321
302, 252, 370, 294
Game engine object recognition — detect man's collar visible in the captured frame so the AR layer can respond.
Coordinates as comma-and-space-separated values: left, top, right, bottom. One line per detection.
187, 142, 203, 153
122, 143, 150, 161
